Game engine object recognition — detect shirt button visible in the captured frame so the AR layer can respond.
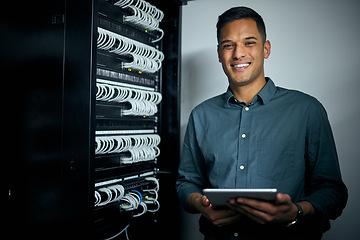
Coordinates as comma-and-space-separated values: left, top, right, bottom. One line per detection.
234, 232, 239, 237
241, 133, 246, 139
245, 107, 249, 111
239, 165, 245, 170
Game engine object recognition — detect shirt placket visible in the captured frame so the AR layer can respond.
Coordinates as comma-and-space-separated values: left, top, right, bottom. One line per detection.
236, 104, 251, 188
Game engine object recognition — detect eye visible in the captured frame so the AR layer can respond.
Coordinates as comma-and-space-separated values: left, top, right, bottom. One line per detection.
222, 43, 235, 50
245, 41, 256, 46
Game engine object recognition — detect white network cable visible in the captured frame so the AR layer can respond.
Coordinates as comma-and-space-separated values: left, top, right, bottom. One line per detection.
95, 177, 160, 216
95, 134, 161, 164
114, 0, 164, 22
122, 100, 159, 116
95, 184, 125, 207
143, 189, 160, 213
97, 27, 164, 73
114, 0, 164, 43
142, 177, 160, 212
120, 145, 160, 164
119, 178, 160, 215
144, 177, 159, 191
96, 82, 162, 116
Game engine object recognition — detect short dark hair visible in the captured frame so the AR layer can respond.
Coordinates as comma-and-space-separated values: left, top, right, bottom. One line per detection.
216, 7, 267, 44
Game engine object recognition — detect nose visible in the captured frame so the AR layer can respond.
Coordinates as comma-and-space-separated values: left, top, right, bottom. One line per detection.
233, 44, 246, 59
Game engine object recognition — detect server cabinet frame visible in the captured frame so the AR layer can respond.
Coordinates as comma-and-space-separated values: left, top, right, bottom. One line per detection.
4, 0, 185, 239
4, 0, 96, 238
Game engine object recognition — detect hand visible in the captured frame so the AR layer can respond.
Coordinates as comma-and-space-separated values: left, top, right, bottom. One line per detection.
188, 193, 243, 227
228, 193, 297, 225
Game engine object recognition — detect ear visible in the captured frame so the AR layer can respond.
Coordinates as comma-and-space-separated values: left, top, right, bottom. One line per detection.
264, 40, 271, 59
217, 45, 222, 63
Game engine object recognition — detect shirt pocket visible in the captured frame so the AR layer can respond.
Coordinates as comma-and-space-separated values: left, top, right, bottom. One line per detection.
256, 138, 296, 182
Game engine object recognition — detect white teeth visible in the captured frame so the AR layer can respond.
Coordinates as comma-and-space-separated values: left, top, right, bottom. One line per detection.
233, 63, 250, 68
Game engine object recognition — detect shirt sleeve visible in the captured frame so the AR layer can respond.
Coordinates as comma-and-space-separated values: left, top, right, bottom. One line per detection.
176, 110, 208, 212
300, 99, 348, 232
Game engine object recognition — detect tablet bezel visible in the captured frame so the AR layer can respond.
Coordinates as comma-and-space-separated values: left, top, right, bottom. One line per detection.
203, 188, 278, 207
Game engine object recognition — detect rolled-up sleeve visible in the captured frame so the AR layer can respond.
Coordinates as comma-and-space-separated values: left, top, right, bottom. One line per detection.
176, 110, 208, 212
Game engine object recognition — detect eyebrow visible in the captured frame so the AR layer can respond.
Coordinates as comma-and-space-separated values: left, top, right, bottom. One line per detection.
220, 40, 232, 45
220, 36, 258, 45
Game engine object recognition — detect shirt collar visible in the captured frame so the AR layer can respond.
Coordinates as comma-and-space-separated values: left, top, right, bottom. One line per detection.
224, 77, 276, 107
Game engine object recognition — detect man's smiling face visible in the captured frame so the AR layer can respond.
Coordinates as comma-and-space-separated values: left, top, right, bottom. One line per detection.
217, 18, 271, 87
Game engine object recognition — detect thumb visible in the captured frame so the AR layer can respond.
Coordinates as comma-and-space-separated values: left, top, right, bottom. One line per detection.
275, 193, 291, 205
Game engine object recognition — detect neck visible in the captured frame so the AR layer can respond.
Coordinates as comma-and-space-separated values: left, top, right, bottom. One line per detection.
229, 77, 267, 104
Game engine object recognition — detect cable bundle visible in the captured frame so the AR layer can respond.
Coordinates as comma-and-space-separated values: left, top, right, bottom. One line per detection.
120, 143, 160, 164
95, 134, 161, 163
95, 184, 125, 207
120, 191, 145, 215
141, 177, 160, 213
120, 177, 160, 216
113, 0, 164, 43
94, 177, 160, 217
97, 27, 164, 73
96, 81, 162, 116
95, 134, 161, 154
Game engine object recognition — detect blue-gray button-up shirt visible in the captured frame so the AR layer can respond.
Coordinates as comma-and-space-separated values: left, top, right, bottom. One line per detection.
176, 78, 347, 238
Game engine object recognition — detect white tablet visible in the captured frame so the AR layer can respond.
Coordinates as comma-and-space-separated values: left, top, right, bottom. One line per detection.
203, 188, 278, 207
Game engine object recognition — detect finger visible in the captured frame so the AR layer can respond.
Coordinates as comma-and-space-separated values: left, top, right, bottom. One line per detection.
233, 204, 269, 224
203, 207, 239, 225
233, 198, 295, 225
202, 195, 211, 207
212, 212, 243, 227
236, 197, 273, 213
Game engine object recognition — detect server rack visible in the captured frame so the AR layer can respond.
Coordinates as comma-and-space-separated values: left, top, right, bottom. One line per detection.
4, 0, 185, 239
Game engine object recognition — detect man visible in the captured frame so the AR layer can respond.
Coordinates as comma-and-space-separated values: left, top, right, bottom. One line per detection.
176, 6, 347, 240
